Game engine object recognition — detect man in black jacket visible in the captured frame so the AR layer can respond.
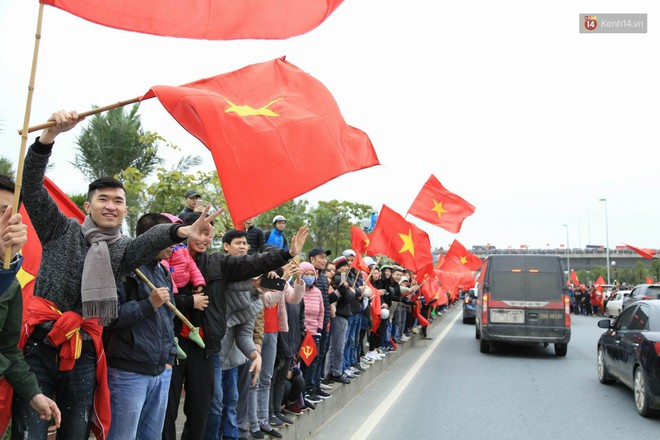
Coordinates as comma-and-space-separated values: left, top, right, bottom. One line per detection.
243, 218, 265, 255
162, 212, 308, 440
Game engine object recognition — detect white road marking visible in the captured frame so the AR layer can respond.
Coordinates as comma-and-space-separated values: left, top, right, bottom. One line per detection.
349, 310, 462, 440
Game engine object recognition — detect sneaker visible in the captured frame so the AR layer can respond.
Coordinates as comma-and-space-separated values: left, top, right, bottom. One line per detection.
321, 378, 334, 386
349, 367, 361, 376
305, 393, 322, 404
355, 363, 366, 372
313, 388, 332, 399
283, 404, 304, 416
343, 369, 355, 378
334, 374, 351, 384
275, 413, 294, 426
250, 430, 266, 439
360, 356, 375, 364
260, 426, 283, 438
400, 335, 410, 342
319, 383, 333, 391
411, 327, 420, 334
302, 399, 316, 411
269, 416, 284, 427
359, 362, 371, 370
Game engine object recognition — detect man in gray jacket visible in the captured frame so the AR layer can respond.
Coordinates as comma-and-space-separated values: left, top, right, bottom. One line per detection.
13, 110, 219, 439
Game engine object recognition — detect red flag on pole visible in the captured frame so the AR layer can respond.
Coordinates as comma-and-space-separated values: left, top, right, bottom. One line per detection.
142, 58, 379, 227
368, 205, 433, 272
623, 243, 657, 259
407, 174, 475, 233
594, 276, 605, 288
369, 280, 382, 333
351, 226, 370, 255
570, 269, 579, 286
41, 0, 345, 40
443, 239, 482, 271
298, 331, 318, 366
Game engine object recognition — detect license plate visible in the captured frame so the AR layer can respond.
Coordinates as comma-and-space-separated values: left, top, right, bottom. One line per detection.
490, 309, 524, 324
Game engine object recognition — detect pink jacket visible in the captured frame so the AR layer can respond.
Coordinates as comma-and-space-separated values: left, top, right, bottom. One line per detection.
303, 286, 324, 336
168, 244, 206, 290
262, 280, 304, 333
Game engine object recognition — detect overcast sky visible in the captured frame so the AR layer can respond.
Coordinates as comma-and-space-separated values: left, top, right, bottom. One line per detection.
1, 1, 658, 250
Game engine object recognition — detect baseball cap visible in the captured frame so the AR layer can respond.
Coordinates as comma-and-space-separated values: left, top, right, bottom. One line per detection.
184, 190, 200, 198
309, 248, 332, 258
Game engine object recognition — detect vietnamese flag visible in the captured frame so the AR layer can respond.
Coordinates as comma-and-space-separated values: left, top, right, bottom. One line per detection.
407, 174, 475, 233
298, 331, 318, 366
352, 252, 370, 274
570, 269, 579, 286
369, 279, 382, 333
142, 58, 379, 227
623, 243, 657, 259
41, 0, 344, 40
368, 205, 433, 272
594, 276, 605, 287
647, 276, 655, 284
351, 225, 370, 255
436, 256, 475, 299
416, 262, 441, 303
443, 239, 482, 271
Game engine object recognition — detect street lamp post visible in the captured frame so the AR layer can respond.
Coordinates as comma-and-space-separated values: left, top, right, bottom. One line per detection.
563, 224, 570, 279
599, 198, 611, 284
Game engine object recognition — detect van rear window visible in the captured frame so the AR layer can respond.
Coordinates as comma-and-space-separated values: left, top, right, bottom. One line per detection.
490, 271, 563, 301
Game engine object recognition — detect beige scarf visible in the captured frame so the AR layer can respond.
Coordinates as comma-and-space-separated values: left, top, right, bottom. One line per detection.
81, 216, 122, 325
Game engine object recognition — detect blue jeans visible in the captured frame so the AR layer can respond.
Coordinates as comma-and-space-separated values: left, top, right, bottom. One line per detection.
106, 367, 172, 440
205, 356, 239, 440
12, 337, 96, 440
249, 332, 277, 431
342, 315, 359, 371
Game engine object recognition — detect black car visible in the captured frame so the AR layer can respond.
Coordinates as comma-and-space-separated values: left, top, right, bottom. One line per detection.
597, 300, 660, 417
462, 288, 477, 324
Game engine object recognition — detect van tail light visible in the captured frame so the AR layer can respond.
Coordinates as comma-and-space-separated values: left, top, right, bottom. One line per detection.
641, 296, 654, 300
482, 293, 489, 325
655, 342, 660, 357
564, 295, 571, 327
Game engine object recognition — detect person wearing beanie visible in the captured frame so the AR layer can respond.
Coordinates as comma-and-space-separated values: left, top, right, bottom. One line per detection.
298, 262, 326, 403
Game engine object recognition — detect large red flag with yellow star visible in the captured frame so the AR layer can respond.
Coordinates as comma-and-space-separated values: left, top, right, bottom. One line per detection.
416, 262, 442, 303
141, 57, 379, 227
407, 174, 475, 233
443, 239, 482, 271
41, 0, 344, 40
368, 205, 433, 272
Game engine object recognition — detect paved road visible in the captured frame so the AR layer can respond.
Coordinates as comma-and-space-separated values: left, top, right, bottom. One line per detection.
311, 308, 660, 440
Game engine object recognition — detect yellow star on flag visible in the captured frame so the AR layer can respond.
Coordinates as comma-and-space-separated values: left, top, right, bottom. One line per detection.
398, 230, 415, 256
431, 199, 448, 219
225, 98, 283, 116
365, 238, 370, 248
459, 256, 468, 264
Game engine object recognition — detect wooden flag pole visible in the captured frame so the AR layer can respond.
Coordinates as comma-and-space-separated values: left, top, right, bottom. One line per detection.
134, 268, 206, 349
18, 96, 141, 135
4, 4, 45, 269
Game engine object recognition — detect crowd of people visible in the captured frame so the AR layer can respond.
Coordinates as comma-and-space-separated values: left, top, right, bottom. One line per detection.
568, 284, 632, 317
0, 111, 449, 440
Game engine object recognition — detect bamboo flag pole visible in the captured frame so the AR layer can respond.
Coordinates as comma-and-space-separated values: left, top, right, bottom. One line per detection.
4, 4, 45, 269
134, 268, 206, 349
18, 97, 141, 135
352, 254, 383, 289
